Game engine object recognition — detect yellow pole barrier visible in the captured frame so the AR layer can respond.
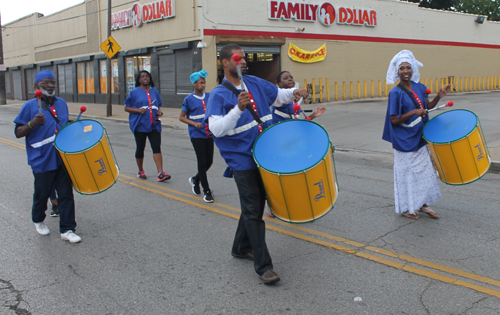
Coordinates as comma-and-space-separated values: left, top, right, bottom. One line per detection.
460, 77, 463, 92
371, 80, 374, 98
326, 78, 330, 102
334, 81, 338, 101
363, 81, 367, 99
435, 78, 438, 94
312, 79, 316, 103
390, 84, 394, 92
304, 79, 307, 91
385, 81, 388, 97
430, 78, 433, 93
319, 78, 323, 103
350, 81, 354, 100
356, 81, 360, 99
343, 82, 346, 101
378, 80, 382, 97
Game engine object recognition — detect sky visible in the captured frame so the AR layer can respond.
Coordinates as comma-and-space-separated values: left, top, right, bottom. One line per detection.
1, 0, 84, 25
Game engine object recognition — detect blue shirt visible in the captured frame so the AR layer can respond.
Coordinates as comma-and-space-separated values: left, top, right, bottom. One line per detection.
271, 102, 297, 124
181, 92, 212, 139
205, 75, 278, 171
382, 81, 429, 152
13, 97, 69, 173
125, 87, 162, 133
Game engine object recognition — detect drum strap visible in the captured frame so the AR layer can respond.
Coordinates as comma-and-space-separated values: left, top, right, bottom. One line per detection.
397, 84, 424, 110
221, 81, 263, 126
397, 84, 427, 123
40, 98, 63, 132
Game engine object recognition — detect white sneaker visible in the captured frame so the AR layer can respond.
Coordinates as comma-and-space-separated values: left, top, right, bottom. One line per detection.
34, 222, 50, 235
61, 230, 82, 243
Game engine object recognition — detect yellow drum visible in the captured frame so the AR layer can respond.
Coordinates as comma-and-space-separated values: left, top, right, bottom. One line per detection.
54, 119, 119, 194
253, 120, 338, 223
423, 109, 490, 185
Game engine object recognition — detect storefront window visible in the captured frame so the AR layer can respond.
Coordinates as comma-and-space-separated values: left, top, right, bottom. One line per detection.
99, 59, 119, 93
25, 69, 36, 93
125, 56, 151, 93
58, 64, 73, 94
77, 61, 94, 94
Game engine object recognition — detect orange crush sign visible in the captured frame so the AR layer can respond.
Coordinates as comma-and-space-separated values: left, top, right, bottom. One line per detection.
288, 43, 326, 63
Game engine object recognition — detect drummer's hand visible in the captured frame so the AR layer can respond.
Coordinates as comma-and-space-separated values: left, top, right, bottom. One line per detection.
311, 106, 326, 119
194, 122, 203, 129
138, 108, 147, 115
438, 84, 451, 98
293, 88, 308, 101
31, 114, 45, 127
414, 108, 427, 117
238, 91, 250, 111
157, 110, 163, 117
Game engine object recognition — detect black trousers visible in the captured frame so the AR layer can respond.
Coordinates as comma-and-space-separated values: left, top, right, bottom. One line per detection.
134, 130, 161, 158
232, 169, 273, 275
190, 137, 214, 193
32, 165, 76, 233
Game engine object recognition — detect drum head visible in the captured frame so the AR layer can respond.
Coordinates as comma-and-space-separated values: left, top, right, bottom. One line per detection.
253, 120, 330, 174
423, 109, 478, 144
55, 120, 104, 153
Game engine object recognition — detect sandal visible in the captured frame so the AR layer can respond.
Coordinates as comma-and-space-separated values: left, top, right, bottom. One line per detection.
419, 206, 439, 219
402, 212, 419, 220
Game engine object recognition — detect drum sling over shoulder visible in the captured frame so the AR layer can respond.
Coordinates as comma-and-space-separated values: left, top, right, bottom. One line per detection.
221, 81, 263, 125
397, 83, 422, 111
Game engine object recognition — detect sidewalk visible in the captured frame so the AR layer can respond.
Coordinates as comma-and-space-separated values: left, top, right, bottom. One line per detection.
3, 98, 499, 172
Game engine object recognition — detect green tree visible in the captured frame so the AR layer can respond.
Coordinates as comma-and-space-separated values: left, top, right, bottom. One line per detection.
400, 0, 500, 21
455, 0, 500, 22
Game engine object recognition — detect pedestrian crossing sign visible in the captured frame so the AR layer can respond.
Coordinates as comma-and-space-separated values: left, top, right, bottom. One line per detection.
100, 36, 121, 59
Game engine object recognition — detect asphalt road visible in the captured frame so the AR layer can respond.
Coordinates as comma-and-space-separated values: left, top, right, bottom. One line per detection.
0, 92, 499, 315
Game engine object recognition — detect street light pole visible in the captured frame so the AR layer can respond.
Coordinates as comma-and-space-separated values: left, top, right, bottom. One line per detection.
0, 14, 6, 105
106, 0, 112, 116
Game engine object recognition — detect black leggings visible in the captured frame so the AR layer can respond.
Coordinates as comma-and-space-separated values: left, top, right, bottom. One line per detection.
190, 137, 214, 193
134, 130, 161, 159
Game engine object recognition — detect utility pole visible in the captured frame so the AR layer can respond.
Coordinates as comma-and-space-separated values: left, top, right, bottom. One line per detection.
0, 13, 6, 105
106, 0, 112, 116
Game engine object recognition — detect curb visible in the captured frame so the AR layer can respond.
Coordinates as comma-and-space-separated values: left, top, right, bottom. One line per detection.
490, 161, 500, 174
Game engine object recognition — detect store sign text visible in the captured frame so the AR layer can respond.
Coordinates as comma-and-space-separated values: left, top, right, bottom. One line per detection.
268, 1, 377, 27
111, 0, 175, 30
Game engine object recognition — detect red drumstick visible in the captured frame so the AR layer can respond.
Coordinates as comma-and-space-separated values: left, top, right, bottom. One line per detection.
77, 106, 87, 120
35, 90, 43, 114
424, 89, 431, 95
231, 53, 247, 91
427, 101, 453, 113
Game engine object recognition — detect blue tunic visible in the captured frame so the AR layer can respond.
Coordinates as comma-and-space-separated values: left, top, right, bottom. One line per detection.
181, 92, 212, 139
125, 87, 162, 133
382, 82, 429, 152
205, 75, 278, 171
13, 97, 69, 173
271, 102, 297, 124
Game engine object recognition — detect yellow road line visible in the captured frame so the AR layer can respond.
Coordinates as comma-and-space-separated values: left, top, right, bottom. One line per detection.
0, 137, 25, 150
118, 175, 500, 298
5, 139, 500, 297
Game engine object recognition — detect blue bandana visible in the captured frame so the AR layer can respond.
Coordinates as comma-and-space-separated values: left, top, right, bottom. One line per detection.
190, 69, 208, 84
35, 69, 55, 83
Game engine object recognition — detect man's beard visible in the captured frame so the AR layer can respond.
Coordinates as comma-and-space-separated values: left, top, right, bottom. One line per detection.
39, 86, 55, 97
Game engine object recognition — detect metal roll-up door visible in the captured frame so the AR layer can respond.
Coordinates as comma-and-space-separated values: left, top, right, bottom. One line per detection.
159, 54, 176, 94
12, 70, 22, 100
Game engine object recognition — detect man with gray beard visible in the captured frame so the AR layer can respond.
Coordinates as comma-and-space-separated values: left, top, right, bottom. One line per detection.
14, 69, 81, 243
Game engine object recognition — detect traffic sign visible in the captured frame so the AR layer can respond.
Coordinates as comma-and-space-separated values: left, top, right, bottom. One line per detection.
100, 36, 121, 59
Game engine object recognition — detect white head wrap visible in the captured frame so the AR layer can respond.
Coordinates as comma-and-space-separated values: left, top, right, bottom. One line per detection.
386, 50, 423, 85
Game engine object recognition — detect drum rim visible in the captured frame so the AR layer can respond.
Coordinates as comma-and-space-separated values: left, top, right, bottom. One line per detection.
54, 119, 105, 153
423, 109, 479, 144
252, 119, 332, 175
